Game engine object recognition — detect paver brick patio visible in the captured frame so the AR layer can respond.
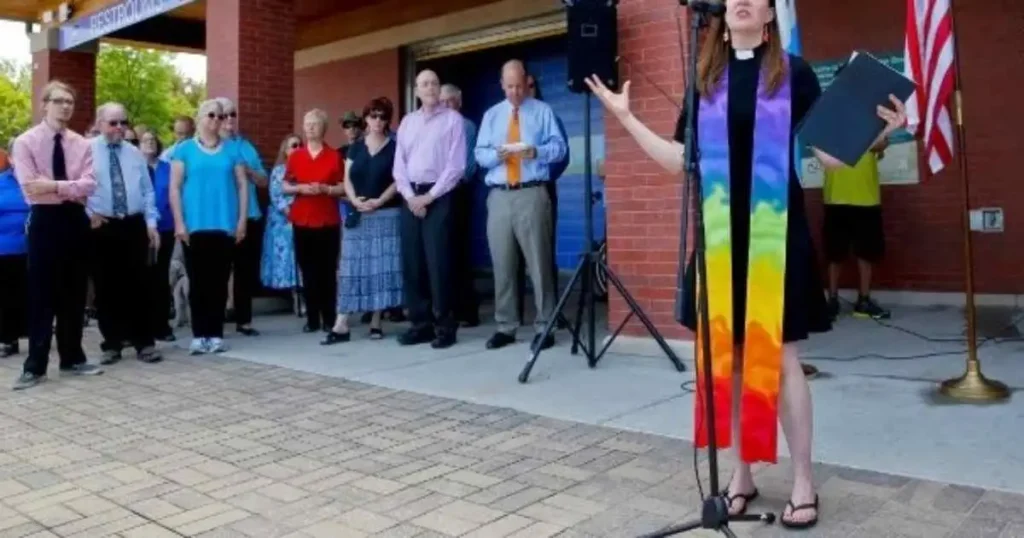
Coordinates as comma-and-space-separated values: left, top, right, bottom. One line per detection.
0, 338, 1021, 537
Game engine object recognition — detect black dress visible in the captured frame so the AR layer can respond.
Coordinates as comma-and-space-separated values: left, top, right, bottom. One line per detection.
675, 46, 832, 343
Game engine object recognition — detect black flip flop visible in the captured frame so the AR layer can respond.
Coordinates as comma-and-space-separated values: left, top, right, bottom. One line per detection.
369, 327, 384, 340
723, 488, 760, 516
780, 495, 819, 530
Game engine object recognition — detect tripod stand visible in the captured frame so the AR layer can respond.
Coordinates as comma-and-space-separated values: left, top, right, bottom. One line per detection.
638, 2, 775, 536
517, 89, 686, 384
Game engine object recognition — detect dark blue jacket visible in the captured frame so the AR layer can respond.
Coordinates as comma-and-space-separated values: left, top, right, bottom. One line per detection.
0, 169, 29, 256
148, 160, 174, 232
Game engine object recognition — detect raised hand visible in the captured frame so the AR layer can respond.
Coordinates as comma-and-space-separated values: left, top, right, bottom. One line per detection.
585, 75, 632, 120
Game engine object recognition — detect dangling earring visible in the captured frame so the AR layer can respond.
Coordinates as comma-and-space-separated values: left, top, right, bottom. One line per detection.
762, 25, 770, 43
723, 28, 730, 42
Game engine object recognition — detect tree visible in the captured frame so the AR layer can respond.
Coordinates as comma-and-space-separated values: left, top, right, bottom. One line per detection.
0, 59, 31, 147
96, 44, 201, 142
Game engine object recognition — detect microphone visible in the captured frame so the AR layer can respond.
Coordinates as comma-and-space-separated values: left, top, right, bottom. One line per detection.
679, 0, 726, 16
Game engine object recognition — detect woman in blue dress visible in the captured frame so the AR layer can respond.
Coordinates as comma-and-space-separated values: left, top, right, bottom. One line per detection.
261, 134, 302, 312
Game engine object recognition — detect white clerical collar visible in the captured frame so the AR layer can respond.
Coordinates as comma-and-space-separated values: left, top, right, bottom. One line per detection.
734, 48, 756, 60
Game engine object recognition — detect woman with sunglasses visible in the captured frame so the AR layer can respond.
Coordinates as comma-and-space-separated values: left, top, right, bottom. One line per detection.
261, 134, 302, 313
168, 99, 248, 355
327, 98, 403, 343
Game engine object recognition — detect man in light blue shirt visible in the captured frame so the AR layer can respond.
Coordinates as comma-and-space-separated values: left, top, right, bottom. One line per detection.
475, 59, 567, 352
87, 102, 162, 365
216, 97, 268, 337
441, 83, 481, 328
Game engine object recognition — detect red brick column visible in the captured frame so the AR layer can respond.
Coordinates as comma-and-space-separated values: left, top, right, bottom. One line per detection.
29, 30, 96, 135
604, 1, 691, 340
206, 0, 295, 163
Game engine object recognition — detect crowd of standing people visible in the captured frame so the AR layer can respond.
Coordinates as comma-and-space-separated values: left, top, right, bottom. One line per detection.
0, 57, 572, 391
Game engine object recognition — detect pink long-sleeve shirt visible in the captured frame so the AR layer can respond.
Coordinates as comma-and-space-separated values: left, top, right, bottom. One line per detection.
11, 121, 96, 205
392, 106, 466, 200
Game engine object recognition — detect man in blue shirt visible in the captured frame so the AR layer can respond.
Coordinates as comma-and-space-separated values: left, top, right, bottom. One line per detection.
216, 97, 268, 337
440, 83, 481, 328
86, 102, 162, 365
475, 60, 567, 351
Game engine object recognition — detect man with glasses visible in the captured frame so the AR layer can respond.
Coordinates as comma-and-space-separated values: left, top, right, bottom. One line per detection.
215, 97, 268, 337
86, 102, 163, 366
10, 81, 101, 390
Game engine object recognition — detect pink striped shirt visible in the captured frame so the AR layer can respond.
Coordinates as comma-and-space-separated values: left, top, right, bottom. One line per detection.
11, 122, 96, 205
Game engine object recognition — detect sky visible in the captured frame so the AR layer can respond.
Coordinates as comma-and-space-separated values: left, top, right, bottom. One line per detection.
0, 20, 207, 82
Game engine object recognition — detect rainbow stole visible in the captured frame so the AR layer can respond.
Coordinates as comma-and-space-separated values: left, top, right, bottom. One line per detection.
693, 61, 791, 464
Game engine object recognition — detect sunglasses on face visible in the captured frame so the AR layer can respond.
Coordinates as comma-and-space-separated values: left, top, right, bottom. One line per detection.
206, 113, 226, 120
224, 111, 237, 118
108, 120, 130, 127
289, 142, 300, 149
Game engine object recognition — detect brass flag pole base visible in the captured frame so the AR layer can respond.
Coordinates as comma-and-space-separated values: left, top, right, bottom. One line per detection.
938, 361, 1010, 402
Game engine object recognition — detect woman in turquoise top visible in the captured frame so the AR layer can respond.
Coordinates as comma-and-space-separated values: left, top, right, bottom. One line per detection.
261, 134, 301, 307
169, 99, 248, 356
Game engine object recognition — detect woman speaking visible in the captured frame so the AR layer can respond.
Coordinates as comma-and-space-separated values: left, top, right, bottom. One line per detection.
586, 0, 906, 529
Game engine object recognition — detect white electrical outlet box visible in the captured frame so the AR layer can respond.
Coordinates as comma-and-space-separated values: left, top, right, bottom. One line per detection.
969, 208, 1004, 232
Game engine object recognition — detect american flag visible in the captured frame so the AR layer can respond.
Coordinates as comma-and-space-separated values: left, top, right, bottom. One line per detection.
903, 0, 956, 175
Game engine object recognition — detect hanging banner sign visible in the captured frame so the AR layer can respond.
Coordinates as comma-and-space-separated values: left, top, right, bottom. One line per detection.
59, 0, 197, 51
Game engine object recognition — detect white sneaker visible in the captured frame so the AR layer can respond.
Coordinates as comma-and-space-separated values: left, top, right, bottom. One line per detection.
189, 338, 208, 355
208, 338, 228, 353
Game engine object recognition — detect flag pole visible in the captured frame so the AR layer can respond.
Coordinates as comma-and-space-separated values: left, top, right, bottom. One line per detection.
937, 0, 1009, 402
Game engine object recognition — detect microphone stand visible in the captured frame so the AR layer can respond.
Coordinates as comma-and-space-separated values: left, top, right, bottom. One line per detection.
638, 2, 775, 536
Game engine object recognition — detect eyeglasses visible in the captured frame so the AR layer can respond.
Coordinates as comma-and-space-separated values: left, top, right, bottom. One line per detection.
206, 112, 222, 120
48, 98, 74, 106
224, 112, 237, 118
108, 120, 130, 127
342, 123, 357, 129
289, 142, 300, 149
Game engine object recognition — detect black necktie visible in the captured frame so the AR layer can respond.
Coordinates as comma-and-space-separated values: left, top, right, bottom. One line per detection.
53, 132, 67, 181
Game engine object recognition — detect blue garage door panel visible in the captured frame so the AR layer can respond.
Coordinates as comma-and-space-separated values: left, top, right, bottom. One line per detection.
419, 34, 606, 271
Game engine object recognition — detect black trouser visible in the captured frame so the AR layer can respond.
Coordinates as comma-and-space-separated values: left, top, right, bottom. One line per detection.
24, 204, 90, 376
517, 181, 559, 320
183, 231, 234, 339
91, 214, 154, 352
0, 254, 27, 345
452, 181, 478, 323
148, 230, 175, 338
233, 218, 264, 326
293, 225, 339, 330
401, 186, 455, 332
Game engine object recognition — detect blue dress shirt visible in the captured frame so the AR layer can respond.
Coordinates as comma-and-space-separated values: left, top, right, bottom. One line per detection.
550, 115, 570, 182
87, 137, 158, 228
474, 98, 567, 186
461, 116, 478, 182
225, 135, 266, 220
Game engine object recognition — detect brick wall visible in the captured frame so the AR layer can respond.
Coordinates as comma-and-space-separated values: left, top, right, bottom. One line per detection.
31, 49, 96, 135
293, 49, 401, 148
608, 0, 1024, 339
206, 0, 295, 165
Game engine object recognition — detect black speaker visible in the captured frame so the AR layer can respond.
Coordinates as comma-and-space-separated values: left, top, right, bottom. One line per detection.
566, 0, 619, 94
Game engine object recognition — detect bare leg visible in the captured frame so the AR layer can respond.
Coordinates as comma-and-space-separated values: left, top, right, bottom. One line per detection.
332, 313, 350, 334
779, 343, 817, 524
856, 259, 873, 297
726, 346, 756, 514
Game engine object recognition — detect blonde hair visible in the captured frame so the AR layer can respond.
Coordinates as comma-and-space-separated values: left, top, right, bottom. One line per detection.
275, 134, 301, 167
214, 97, 236, 113
196, 99, 223, 124
303, 109, 329, 137
41, 80, 75, 103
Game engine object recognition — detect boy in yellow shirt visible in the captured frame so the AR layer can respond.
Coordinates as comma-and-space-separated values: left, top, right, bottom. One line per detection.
823, 139, 891, 320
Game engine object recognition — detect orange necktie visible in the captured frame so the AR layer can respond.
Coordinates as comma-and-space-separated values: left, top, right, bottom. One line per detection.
506, 108, 521, 187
